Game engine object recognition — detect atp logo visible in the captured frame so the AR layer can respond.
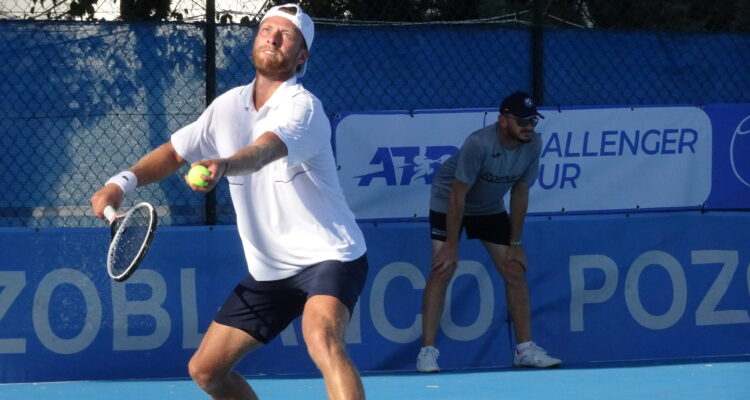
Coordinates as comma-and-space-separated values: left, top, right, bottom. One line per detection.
730, 115, 750, 187
356, 146, 458, 186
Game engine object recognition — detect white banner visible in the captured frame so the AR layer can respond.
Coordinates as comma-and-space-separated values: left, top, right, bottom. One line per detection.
334, 106, 712, 220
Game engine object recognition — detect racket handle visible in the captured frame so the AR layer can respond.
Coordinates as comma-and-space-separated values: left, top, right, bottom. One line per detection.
103, 206, 117, 223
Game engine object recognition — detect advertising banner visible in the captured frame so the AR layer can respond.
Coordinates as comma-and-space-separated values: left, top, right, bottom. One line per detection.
1, 213, 749, 383
334, 105, 734, 220
703, 103, 750, 209
334, 110, 491, 220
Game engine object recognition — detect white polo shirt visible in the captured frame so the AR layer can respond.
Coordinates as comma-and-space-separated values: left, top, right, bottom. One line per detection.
171, 77, 366, 281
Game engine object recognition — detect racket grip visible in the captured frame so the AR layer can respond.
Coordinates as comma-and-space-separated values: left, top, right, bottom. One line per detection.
103, 206, 116, 223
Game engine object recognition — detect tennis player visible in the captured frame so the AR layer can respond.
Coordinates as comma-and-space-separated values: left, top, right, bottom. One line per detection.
416, 91, 561, 372
90, 4, 368, 399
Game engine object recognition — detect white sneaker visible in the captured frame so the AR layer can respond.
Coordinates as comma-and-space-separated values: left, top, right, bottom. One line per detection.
416, 346, 440, 372
513, 342, 562, 368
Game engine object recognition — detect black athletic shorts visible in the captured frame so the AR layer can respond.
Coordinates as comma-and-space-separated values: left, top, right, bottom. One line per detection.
429, 210, 511, 245
214, 254, 368, 344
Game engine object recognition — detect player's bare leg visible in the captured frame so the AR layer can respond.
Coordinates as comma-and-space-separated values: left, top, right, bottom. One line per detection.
421, 240, 458, 347
188, 321, 263, 400
302, 295, 365, 400
482, 241, 532, 343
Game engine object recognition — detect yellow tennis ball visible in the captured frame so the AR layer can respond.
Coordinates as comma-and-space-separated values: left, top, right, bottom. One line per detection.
188, 165, 211, 187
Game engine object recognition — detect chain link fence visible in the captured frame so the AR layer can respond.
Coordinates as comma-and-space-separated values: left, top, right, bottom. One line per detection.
5, 1, 750, 29
1, 1, 749, 227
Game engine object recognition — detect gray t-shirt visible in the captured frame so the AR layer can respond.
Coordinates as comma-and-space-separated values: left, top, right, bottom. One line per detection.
430, 123, 542, 215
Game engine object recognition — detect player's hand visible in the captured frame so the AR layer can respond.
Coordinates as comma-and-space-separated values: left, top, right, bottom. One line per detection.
431, 243, 458, 274
502, 244, 528, 271
90, 184, 124, 219
185, 160, 227, 192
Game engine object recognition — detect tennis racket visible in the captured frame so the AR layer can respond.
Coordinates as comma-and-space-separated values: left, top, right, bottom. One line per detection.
103, 202, 158, 282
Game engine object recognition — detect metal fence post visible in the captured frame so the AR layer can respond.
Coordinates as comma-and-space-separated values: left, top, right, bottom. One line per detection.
532, 0, 544, 105
205, 0, 217, 225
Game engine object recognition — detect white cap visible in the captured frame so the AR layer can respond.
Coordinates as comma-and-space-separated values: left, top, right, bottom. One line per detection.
260, 3, 314, 77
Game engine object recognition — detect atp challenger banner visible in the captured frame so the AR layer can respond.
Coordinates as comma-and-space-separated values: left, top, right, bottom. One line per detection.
334, 104, 750, 220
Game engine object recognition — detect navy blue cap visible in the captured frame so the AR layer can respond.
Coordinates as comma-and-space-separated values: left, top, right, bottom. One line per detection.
500, 91, 544, 119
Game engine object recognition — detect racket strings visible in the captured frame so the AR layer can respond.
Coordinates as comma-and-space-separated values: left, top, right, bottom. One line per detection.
108, 207, 153, 278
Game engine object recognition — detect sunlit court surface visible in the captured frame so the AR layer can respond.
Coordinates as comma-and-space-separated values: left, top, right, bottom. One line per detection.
2, 359, 749, 400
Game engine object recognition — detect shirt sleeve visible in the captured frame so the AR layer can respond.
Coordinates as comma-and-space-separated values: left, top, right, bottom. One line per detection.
453, 133, 485, 186
267, 92, 330, 168
170, 101, 219, 163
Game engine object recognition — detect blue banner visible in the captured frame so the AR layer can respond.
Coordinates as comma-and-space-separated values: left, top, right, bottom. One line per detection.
1, 213, 749, 383
704, 103, 750, 209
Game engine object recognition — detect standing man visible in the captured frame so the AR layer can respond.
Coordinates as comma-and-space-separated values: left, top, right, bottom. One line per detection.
91, 4, 368, 399
416, 91, 561, 372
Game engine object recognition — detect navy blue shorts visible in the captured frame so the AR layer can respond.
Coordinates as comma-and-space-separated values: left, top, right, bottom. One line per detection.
429, 210, 511, 245
214, 254, 368, 344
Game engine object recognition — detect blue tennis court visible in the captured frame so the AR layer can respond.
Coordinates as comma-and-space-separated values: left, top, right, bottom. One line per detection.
3, 359, 748, 400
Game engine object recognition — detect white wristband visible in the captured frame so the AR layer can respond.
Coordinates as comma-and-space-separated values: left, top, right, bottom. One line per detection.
106, 171, 137, 194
